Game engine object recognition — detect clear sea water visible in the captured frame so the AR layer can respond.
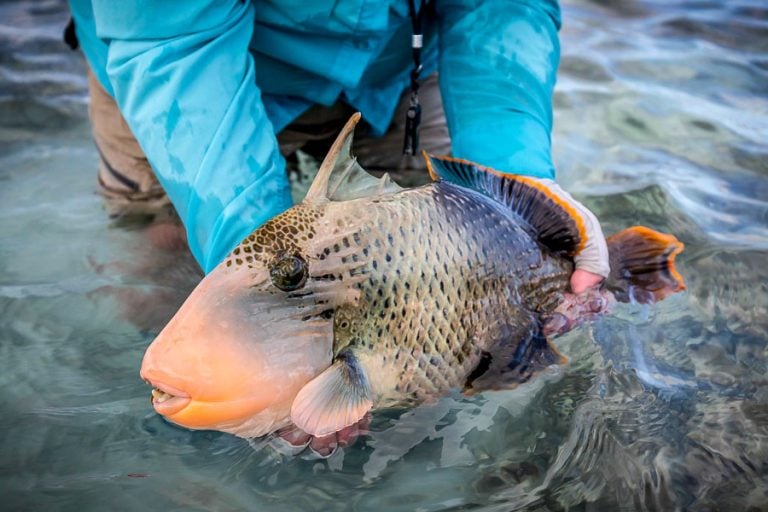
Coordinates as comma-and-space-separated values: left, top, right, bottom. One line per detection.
1, 0, 767, 510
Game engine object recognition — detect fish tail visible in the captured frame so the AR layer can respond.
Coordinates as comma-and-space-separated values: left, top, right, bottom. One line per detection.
605, 226, 685, 304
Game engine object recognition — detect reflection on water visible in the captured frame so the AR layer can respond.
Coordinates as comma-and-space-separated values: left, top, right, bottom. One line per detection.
1, 0, 767, 510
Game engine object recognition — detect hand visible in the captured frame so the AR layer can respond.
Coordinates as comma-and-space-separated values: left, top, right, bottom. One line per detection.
570, 268, 604, 295
543, 287, 615, 337
277, 414, 371, 457
536, 179, 610, 287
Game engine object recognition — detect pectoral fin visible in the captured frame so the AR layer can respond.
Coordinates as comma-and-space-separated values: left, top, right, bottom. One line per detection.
290, 351, 373, 437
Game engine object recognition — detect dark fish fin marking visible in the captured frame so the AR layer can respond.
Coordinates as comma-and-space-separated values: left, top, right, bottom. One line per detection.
463, 350, 493, 389
423, 153, 585, 256
605, 226, 685, 304
464, 320, 566, 394
290, 349, 373, 437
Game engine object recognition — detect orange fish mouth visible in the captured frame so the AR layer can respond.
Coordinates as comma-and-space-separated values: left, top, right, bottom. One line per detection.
141, 371, 290, 435
138, 261, 335, 438
147, 380, 191, 417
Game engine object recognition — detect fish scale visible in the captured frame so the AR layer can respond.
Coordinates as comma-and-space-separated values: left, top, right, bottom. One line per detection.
316, 181, 572, 405
140, 113, 685, 441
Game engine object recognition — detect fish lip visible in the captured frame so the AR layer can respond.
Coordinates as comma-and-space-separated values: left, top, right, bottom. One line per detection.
145, 379, 189, 399
145, 378, 191, 416
152, 395, 191, 416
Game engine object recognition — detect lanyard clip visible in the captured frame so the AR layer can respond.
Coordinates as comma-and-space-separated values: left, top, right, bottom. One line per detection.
403, 0, 426, 156
403, 95, 422, 156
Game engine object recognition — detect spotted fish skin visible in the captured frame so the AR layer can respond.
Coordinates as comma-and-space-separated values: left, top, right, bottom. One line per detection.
225, 179, 570, 409
143, 114, 684, 440
331, 181, 571, 404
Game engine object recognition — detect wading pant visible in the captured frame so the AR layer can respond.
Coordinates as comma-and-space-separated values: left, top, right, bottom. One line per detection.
87, 69, 450, 222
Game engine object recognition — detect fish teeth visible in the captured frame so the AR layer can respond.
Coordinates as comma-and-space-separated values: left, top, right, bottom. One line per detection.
151, 388, 174, 403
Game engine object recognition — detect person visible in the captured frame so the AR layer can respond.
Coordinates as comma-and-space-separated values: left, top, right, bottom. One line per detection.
67, 0, 607, 290
67, 0, 610, 453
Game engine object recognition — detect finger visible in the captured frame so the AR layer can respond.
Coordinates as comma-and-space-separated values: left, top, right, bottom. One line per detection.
308, 413, 374, 454
336, 423, 359, 448
277, 425, 311, 447
542, 312, 569, 336
570, 269, 604, 295
356, 412, 372, 434
309, 433, 339, 457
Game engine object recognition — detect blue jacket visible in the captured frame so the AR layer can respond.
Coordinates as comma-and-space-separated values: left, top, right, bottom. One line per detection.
69, 0, 561, 272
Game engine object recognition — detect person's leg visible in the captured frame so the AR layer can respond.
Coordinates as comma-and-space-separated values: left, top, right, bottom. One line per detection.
277, 102, 358, 202
277, 102, 358, 157
277, 74, 450, 189
90, 68, 450, 220
351, 74, 451, 187
87, 69, 175, 224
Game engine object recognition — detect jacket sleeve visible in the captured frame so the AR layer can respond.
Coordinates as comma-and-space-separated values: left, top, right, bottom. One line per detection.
90, 0, 293, 272
435, 0, 561, 180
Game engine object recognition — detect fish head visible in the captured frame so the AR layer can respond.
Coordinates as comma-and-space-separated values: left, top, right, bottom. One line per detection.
139, 113, 398, 438
139, 203, 359, 437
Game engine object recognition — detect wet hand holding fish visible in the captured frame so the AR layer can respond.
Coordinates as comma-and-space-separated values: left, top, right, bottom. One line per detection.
140, 113, 685, 443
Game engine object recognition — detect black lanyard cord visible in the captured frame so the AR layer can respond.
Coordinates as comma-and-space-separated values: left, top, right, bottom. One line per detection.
403, 0, 424, 156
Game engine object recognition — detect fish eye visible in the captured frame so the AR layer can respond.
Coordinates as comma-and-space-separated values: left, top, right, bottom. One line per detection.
270, 252, 308, 292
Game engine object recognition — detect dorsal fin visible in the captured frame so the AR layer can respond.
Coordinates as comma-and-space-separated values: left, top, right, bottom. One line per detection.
424, 153, 586, 256
303, 113, 402, 203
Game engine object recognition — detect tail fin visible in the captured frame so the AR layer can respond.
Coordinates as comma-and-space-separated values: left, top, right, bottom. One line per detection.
605, 226, 685, 304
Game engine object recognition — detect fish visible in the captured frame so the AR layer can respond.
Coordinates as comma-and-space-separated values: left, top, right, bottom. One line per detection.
139, 113, 685, 440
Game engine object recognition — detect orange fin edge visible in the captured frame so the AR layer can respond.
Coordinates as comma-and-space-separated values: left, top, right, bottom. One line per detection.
606, 226, 685, 303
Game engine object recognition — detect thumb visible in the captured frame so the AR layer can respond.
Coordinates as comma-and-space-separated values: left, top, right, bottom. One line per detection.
570, 268, 604, 295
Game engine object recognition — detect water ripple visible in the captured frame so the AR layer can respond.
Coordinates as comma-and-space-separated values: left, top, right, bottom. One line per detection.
1, 0, 768, 510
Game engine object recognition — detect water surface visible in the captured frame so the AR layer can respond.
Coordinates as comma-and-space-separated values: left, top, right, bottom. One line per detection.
1, 0, 767, 510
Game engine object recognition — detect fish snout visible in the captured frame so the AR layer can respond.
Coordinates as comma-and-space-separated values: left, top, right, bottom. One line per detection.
139, 306, 284, 434
139, 264, 334, 437
140, 342, 191, 417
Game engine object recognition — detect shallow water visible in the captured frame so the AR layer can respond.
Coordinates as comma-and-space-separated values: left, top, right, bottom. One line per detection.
1, 0, 767, 510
